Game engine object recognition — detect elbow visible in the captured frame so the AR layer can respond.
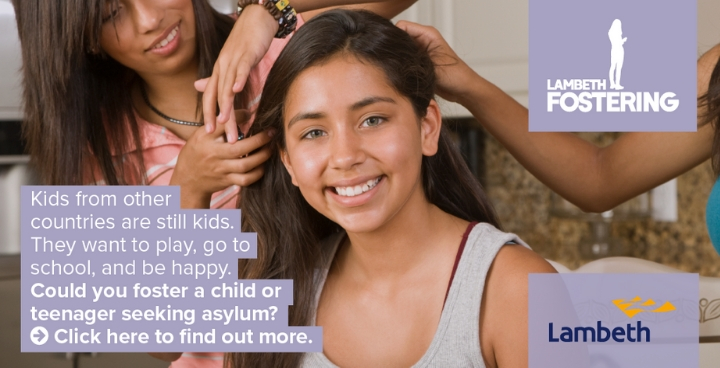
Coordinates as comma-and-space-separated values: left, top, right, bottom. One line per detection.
572, 193, 620, 214
576, 202, 616, 214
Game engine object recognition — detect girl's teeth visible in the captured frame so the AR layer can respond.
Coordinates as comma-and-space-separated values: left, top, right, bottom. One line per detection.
335, 177, 381, 197
154, 27, 178, 49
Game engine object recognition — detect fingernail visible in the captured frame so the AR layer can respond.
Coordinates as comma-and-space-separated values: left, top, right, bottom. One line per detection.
205, 124, 212, 133
268, 129, 277, 137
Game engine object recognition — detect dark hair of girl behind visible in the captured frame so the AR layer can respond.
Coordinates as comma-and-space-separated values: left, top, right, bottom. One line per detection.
700, 52, 720, 178
232, 9, 500, 368
11, 0, 249, 185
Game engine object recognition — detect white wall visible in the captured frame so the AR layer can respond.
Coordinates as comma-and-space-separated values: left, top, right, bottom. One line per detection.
699, 0, 720, 54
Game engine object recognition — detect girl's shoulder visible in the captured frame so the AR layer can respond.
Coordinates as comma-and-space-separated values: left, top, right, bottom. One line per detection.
475, 224, 556, 368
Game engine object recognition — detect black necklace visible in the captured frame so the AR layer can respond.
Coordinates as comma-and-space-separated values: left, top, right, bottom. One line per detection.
140, 84, 203, 127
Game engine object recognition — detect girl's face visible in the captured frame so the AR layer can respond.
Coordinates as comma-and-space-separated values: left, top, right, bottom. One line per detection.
99, 0, 197, 77
280, 55, 442, 234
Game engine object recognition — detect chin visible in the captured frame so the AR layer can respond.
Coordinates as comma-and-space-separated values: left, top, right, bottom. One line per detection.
332, 213, 387, 235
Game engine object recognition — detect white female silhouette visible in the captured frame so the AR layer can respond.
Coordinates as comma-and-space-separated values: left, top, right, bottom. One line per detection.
608, 19, 627, 90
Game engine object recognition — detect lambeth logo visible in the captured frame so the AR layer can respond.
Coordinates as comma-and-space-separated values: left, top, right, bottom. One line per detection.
546, 20, 680, 115
548, 297, 675, 343
612, 296, 675, 318
530, 274, 699, 367
529, 0, 696, 131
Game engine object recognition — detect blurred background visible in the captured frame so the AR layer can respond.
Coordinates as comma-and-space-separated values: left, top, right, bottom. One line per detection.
0, 0, 719, 367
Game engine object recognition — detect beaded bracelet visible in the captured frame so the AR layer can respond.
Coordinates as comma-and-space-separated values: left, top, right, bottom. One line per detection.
237, 0, 297, 38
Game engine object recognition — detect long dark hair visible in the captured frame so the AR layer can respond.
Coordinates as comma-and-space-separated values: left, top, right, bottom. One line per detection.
11, 0, 247, 184
700, 51, 720, 178
230, 9, 500, 368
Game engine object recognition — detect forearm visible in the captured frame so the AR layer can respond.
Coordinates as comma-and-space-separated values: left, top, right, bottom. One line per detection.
169, 175, 212, 209
460, 73, 712, 212
293, 0, 415, 19
292, 0, 383, 11
178, 191, 212, 209
459, 74, 636, 212
399, 21, 714, 213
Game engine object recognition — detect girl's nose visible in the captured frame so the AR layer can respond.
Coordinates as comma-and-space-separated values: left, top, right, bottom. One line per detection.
329, 127, 366, 170
132, 0, 163, 34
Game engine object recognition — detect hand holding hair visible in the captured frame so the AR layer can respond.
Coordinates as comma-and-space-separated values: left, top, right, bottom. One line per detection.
170, 109, 274, 209
396, 20, 477, 105
196, 4, 278, 142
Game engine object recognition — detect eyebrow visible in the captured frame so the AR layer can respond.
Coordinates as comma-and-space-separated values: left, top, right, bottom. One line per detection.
286, 96, 397, 129
350, 96, 396, 111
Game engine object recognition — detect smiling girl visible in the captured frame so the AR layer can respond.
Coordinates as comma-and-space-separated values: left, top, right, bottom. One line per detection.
11, 0, 415, 208
235, 10, 557, 368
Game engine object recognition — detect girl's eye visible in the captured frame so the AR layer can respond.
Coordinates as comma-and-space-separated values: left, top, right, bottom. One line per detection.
302, 129, 326, 140
102, 4, 121, 23
361, 116, 385, 127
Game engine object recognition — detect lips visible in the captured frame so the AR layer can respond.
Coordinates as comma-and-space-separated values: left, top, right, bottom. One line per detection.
146, 21, 180, 52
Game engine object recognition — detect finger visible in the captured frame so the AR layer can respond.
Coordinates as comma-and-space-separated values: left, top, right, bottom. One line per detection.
194, 78, 209, 93
396, 20, 425, 39
224, 145, 272, 174
206, 117, 227, 140
219, 130, 274, 158
396, 20, 438, 45
216, 59, 239, 126
227, 165, 265, 188
202, 69, 220, 133
232, 57, 253, 94
395, 20, 412, 31
224, 105, 239, 143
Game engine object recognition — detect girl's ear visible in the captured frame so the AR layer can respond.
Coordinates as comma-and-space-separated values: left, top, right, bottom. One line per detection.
420, 99, 442, 156
280, 150, 299, 186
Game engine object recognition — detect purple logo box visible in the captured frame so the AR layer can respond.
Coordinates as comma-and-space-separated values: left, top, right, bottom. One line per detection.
529, 274, 699, 368
529, 0, 696, 132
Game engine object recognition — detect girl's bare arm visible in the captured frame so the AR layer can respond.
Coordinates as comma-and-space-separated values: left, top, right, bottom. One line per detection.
400, 21, 716, 212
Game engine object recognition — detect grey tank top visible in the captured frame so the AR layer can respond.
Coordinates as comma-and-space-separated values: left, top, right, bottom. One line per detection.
300, 222, 530, 368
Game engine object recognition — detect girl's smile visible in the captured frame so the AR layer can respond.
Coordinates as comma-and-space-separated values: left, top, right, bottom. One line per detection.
100, 0, 197, 77
326, 175, 384, 206
147, 21, 181, 55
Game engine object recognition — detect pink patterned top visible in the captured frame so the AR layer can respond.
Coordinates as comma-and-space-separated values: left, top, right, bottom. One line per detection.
132, 15, 305, 368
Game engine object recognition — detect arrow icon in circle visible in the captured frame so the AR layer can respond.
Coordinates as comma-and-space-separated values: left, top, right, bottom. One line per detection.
30, 326, 48, 345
